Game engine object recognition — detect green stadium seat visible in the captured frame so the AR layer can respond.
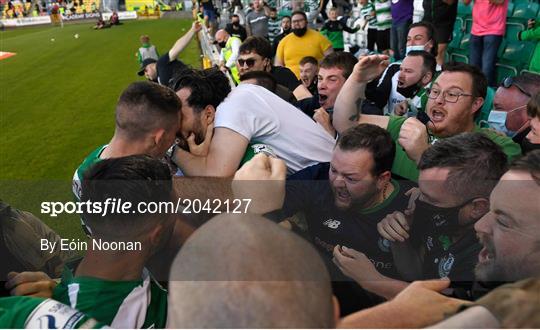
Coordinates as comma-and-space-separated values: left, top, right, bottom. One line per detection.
450, 53, 469, 63
510, 2, 539, 23
495, 64, 518, 85
497, 39, 507, 59
499, 40, 536, 65
455, 16, 465, 33
465, 18, 473, 34
457, 1, 472, 16
511, 0, 531, 5
459, 33, 471, 50
507, 2, 515, 17
476, 86, 495, 126
449, 33, 470, 63
505, 22, 525, 41
448, 30, 463, 50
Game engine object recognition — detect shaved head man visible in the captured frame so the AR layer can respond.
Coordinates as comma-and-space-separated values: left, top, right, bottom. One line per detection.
167, 213, 337, 328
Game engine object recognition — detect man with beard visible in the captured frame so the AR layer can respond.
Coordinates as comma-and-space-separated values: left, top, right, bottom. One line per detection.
237, 36, 312, 100
333, 133, 507, 299
334, 55, 521, 181
225, 14, 247, 41
334, 150, 540, 328
365, 50, 436, 116
275, 11, 333, 79
237, 124, 412, 314
170, 68, 335, 176
138, 21, 201, 86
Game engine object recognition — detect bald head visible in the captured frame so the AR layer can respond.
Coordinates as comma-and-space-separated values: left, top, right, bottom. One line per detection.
167, 213, 335, 328
215, 29, 229, 45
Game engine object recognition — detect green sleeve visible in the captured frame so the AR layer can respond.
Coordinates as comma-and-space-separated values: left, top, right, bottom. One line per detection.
479, 128, 522, 163
386, 115, 407, 141
386, 116, 420, 182
520, 24, 540, 41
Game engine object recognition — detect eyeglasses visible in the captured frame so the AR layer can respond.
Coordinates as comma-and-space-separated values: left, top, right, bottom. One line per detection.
501, 76, 531, 97
237, 58, 257, 67
426, 88, 474, 103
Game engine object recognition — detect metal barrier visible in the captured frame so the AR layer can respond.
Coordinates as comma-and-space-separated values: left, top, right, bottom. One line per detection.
197, 24, 236, 88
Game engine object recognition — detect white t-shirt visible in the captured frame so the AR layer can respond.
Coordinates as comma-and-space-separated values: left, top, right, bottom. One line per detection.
215, 84, 335, 174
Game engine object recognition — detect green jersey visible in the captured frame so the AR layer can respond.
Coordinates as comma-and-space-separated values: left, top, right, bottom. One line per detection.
374, 0, 391, 31
386, 116, 522, 181
72, 145, 107, 201
52, 267, 167, 328
0, 296, 106, 329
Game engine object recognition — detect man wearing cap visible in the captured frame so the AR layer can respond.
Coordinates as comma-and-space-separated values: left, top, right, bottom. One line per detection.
138, 21, 202, 85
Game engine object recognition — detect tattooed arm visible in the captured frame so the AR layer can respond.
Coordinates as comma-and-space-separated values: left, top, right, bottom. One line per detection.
333, 55, 392, 134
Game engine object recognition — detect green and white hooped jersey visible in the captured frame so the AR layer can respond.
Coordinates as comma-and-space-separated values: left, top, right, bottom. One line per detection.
0, 296, 107, 329
72, 145, 107, 201
52, 267, 167, 328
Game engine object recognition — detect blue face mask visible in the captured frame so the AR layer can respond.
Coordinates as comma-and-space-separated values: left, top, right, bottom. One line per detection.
485, 105, 527, 138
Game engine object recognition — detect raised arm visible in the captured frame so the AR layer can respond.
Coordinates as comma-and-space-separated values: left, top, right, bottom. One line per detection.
333, 54, 391, 134
168, 21, 202, 61
173, 127, 249, 177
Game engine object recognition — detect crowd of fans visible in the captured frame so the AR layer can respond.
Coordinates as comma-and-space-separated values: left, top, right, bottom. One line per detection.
1, 0, 99, 19
1, 0, 540, 328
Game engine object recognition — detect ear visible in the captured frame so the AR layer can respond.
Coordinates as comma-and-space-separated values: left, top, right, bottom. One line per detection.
262, 58, 271, 71
469, 198, 490, 221
471, 96, 484, 117
376, 170, 392, 191
148, 222, 165, 248
153, 128, 166, 146
332, 295, 340, 326
203, 105, 216, 124
426, 39, 435, 51
421, 71, 433, 86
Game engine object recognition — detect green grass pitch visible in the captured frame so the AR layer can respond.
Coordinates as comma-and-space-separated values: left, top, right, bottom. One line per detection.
0, 18, 202, 240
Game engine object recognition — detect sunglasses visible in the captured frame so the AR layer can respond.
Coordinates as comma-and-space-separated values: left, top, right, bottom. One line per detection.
501, 76, 531, 97
237, 58, 257, 67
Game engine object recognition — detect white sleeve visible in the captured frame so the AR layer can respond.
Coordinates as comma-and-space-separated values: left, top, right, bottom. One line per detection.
214, 85, 278, 141
219, 50, 225, 63
226, 38, 242, 68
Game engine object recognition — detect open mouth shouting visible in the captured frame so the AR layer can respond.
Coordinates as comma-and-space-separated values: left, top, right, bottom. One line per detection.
429, 108, 446, 124
319, 93, 328, 106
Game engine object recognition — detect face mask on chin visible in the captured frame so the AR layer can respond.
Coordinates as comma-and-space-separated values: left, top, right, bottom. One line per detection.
218, 41, 227, 48
484, 105, 527, 138
232, 22, 240, 27
397, 82, 421, 98
292, 26, 307, 37
406, 44, 426, 55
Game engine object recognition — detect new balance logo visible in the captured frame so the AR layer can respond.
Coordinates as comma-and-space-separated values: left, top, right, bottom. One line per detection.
322, 219, 341, 229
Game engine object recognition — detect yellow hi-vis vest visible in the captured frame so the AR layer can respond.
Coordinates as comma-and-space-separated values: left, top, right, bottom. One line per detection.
223, 36, 241, 83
